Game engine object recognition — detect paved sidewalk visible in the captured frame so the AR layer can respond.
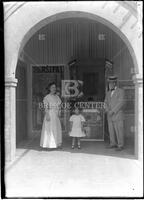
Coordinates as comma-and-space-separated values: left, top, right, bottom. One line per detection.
5, 137, 143, 197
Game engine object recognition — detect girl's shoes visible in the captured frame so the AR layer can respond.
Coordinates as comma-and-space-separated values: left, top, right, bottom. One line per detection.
71, 145, 81, 149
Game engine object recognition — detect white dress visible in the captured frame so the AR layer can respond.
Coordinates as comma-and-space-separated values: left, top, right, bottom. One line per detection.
69, 114, 86, 137
40, 94, 62, 148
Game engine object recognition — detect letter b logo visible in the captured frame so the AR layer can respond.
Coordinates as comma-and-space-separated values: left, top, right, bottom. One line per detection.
62, 80, 83, 98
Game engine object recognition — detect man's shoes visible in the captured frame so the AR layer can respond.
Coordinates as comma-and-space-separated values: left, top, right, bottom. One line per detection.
115, 147, 124, 151
106, 145, 117, 149
58, 145, 63, 149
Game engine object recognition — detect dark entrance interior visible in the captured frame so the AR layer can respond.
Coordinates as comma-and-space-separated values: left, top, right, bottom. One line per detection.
16, 60, 27, 145
70, 58, 106, 102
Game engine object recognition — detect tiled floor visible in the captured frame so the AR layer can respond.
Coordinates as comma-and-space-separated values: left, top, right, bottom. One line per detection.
5, 136, 143, 198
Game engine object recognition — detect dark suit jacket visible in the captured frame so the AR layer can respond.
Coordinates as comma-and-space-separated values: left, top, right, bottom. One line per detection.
104, 87, 125, 122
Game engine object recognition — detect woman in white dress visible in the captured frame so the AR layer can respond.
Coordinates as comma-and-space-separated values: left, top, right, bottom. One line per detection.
40, 82, 62, 149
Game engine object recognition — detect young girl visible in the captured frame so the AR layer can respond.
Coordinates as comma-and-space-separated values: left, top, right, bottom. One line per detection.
69, 106, 86, 149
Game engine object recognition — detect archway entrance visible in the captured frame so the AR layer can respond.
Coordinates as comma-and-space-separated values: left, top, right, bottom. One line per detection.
4, 2, 142, 197
16, 16, 135, 156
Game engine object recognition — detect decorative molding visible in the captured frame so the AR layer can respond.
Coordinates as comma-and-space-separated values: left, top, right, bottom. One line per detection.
117, 1, 138, 18
4, 2, 17, 14
113, 4, 120, 13
101, 1, 108, 9
132, 74, 143, 85
130, 19, 138, 29
119, 11, 132, 29
4, 2, 27, 21
138, 33, 142, 38
5, 77, 18, 87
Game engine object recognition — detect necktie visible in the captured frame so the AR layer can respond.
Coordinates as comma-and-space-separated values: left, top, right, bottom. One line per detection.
111, 89, 115, 97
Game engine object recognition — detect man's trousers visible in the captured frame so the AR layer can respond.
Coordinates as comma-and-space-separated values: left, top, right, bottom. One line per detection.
108, 119, 124, 148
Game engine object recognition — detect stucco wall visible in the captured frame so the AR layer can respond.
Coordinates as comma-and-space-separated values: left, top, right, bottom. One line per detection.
4, 2, 142, 77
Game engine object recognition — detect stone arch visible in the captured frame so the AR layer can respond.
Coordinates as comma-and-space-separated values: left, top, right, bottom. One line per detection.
4, 2, 142, 78
18, 11, 138, 75
4, 2, 142, 161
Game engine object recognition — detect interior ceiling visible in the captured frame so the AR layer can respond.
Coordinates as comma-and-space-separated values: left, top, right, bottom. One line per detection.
24, 17, 129, 64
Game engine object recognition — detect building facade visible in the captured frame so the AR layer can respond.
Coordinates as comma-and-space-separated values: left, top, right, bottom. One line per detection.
4, 2, 143, 164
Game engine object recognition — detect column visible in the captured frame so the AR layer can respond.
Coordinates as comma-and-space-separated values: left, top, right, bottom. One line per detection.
27, 65, 33, 138
63, 65, 70, 136
133, 76, 143, 162
5, 77, 18, 161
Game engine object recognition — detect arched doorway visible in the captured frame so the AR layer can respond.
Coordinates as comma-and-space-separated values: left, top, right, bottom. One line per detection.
4, 2, 142, 162
15, 15, 136, 156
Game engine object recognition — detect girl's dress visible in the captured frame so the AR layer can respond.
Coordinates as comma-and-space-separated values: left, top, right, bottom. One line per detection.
40, 94, 62, 148
69, 114, 86, 137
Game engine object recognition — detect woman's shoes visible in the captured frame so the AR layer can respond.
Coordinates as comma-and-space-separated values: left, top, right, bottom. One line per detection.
106, 145, 117, 149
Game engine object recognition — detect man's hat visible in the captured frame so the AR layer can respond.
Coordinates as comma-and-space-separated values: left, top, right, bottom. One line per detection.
107, 75, 118, 82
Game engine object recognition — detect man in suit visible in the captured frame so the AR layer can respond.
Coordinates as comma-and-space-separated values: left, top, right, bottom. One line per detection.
104, 76, 125, 151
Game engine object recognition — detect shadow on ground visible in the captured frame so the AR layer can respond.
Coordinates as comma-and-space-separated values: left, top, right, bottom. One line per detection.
16, 135, 135, 160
